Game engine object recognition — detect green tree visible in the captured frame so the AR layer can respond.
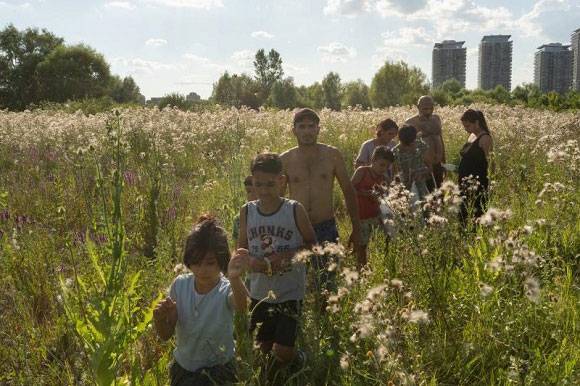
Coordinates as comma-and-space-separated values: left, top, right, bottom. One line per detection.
322, 72, 342, 110
488, 85, 512, 105
109, 75, 142, 104
0, 24, 64, 109
211, 72, 261, 109
36, 44, 111, 102
268, 77, 298, 109
253, 48, 284, 102
369, 61, 429, 108
299, 82, 324, 109
342, 79, 370, 109
158, 93, 191, 110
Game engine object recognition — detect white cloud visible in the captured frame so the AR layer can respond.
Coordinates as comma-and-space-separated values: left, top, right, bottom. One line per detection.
516, 0, 579, 39
183, 53, 227, 71
375, 0, 427, 16
251, 30, 275, 39
142, 0, 223, 9
231, 49, 255, 68
380, 27, 433, 48
323, 0, 371, 17
0, 1, 33, 9
318, 42, 357, 63
104, 1, 135, 10
145, 38, 167, 46
113, 57, 177, 74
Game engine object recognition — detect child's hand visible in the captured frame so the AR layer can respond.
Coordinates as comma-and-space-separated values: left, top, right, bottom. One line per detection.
153, 297, 177, 325
228, 249, 249, 279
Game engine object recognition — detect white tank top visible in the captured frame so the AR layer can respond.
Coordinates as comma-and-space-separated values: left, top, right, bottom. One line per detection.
245, 198, 306, 302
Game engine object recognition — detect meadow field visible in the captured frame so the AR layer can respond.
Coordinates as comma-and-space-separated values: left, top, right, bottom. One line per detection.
0, 105, 578, 385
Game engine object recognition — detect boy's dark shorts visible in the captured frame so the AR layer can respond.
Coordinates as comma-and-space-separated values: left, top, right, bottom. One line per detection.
170, 358, 237, 386
250, 299, 302, 347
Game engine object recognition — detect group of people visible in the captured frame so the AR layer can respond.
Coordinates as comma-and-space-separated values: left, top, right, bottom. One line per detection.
153, 97, 494, 385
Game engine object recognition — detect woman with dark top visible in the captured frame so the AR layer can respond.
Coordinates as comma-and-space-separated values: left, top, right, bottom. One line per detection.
458, 109, 493, 224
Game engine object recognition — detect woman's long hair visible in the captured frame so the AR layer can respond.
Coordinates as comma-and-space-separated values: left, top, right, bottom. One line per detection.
461, 109, 490, 134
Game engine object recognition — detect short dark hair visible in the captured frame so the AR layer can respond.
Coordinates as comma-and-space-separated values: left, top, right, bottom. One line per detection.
183, 214, 230, 273
293, 108, 320, 126
398, 125, 417, 146
376, 118, 398, 135
251, 153, 283, 175
371, 146, 395, 163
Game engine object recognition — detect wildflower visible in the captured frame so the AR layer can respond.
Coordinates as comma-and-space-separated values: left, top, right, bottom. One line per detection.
173, 263, 188, 274
390, 279, 403, 290
427, 214, 448, 226
524, 277, 540, 303
340, 353, 350, 369
403, 309, 430, 324
292, 249, 311, 264
479, 282, 493, 297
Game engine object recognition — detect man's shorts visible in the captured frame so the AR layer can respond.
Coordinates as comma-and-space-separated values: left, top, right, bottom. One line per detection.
170, 358, 237, 386
312, 218, 340, 292
250, 299, 302, 347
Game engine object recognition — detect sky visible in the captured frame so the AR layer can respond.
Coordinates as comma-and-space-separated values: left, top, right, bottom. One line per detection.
1, 0, 579, 99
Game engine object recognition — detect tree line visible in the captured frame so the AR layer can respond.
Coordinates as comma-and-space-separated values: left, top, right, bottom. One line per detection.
0, 24, 142, 111
2, 24, 578, 112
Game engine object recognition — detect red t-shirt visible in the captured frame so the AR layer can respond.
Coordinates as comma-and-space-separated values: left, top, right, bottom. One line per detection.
354, 168, 384, 220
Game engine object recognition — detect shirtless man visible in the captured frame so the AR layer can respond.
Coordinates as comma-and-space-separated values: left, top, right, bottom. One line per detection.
405, 96, 446, 191
281, 108, 362, 291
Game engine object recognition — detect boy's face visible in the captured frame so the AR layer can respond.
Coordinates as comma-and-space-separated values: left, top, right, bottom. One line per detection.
378, 128, 397, 145
252, 171, 285, 202
293, 118, 320, 146
189, 252, 221, 282
371, 158, 391, 176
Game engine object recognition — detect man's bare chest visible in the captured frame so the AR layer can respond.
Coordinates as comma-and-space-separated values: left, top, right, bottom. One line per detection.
287, 159, 334, 184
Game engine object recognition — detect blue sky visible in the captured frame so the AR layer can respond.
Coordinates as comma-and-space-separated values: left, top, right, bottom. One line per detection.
1, 0, 579, 99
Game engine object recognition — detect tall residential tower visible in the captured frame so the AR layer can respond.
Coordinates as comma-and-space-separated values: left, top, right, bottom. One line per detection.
432, 40, 466, 89
478, 35, 513, 91
571, 28, 580, 91
534, 43, 573, 94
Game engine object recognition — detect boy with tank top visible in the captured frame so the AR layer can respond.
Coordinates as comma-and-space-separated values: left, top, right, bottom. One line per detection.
236, 153, 316, 375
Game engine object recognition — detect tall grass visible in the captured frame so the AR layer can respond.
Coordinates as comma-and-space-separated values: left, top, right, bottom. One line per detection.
0, 105, 578, 385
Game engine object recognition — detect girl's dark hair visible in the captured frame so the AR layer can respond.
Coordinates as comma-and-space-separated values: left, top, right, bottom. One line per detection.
183, 214, 230, 273
461, 109, 490, 133
371, 145, 395, 163
398, 125, 417, 146
376, 118, 399, 135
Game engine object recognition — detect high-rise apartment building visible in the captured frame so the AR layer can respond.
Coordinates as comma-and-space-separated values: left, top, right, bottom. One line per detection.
432, 40, 467, 88
478, 35, 513, 91
571, 28, 580, 91
534, 43, 573, 94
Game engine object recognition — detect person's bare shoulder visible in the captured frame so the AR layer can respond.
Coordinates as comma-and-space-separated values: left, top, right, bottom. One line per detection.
432, 114, 442, 125
318, 143, 343, 160
405, 115, 419, 125
280, 146, 298, 159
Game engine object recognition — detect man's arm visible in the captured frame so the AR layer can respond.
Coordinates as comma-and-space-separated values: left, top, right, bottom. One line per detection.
333, 148, 361, 246
351, 167, 373, 197
295, 202, 316, 249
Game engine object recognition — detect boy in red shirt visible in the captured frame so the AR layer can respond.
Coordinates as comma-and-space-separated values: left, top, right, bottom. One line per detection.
350, 146, 394, 267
